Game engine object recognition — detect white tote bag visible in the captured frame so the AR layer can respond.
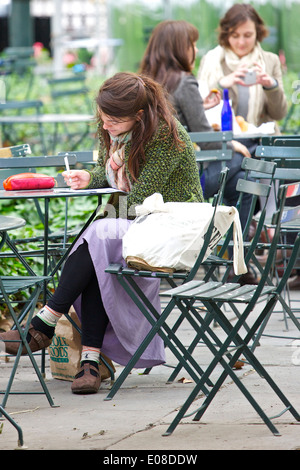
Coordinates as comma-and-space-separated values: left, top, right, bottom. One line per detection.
123, 193, 247, 275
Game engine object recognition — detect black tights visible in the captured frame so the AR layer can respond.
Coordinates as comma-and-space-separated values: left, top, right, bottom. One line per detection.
48, 241, 109, 348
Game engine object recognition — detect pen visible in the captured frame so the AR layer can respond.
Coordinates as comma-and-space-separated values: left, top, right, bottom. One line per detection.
64, 155, 72, 185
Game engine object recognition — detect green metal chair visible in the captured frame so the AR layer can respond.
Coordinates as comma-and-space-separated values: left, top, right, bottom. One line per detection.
151, 158, 278, 384
0, 275, 55, 410
47, 75, 91, 106
47, 75, 94, 152
0, 100, 47, 155
139, 158, 277, 383
0, 144, 31, 158
261, 135, 300, 147
256, 143, 300, 157
0, 153, 79, 299
58, 150, 97, 167
202, 157, 277, 283
251, 180, 300, 346
188, 130, 233, 164
254, 144, 300, 326
255, 145, 300, 181
159, 182, 300, 436
188, 131, 233, 190
0, 405, 25, 449
0, 216, 55, 411
162, 157, 277, 364
104, 167, 230, 400
3, 47, 36, 100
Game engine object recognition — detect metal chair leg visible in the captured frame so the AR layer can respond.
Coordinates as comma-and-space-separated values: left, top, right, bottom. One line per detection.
0, 405, 26, 449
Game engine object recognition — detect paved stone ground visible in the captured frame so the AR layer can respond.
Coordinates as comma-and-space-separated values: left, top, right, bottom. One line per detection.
1, 289, 300, 452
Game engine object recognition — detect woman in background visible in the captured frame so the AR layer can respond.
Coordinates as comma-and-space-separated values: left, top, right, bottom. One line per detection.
199, 4, 289, 275
139, 19, 251, 205
198, 3, 287, 137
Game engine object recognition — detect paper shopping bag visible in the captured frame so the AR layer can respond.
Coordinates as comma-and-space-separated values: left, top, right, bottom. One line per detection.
48, 307, 115, 381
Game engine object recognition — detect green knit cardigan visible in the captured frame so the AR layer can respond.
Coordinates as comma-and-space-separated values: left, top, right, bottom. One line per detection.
87, 118, 203, 218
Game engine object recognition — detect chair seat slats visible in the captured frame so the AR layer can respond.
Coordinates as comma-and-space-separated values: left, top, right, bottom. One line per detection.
160, 280, 205, 297
173, 281, 275, 303
0, 276, 49, 296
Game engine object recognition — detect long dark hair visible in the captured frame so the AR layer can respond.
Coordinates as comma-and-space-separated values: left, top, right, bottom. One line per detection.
218, 3, 269, 48
96, 72, 182, 181
139, 20, 199, 94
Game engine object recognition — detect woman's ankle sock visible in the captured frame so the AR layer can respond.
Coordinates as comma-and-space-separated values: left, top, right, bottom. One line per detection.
81, 346, 100, 366
36, 305, 62, 327
31, 305, 62, 339
77, 347, 101, 377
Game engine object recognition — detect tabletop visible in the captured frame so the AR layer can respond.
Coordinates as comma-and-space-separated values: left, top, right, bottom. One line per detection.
0, 215, 26, 252
0, 187, 121, 200
0, 186, 124, 280
0, 214, 26, 231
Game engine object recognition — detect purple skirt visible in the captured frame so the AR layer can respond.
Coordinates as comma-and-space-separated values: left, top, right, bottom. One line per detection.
71, 217, 165, 368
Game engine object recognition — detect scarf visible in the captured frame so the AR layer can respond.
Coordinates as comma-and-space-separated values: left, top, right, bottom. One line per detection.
106, 131, 132, 192
199, 44, 265, 125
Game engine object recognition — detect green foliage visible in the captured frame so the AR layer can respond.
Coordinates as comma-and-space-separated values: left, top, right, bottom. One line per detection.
0, 71, 102, 153
0, 71, 106, 281
108, 0, 300, 73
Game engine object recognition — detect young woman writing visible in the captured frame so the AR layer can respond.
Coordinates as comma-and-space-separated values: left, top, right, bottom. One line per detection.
0, 72, 203, 394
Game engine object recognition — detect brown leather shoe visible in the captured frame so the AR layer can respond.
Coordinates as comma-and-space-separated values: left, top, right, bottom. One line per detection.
238, 270, 259, 286
227, 268, 259, 286
71, 363, 101, 394
0, 324, 52, 356
288, 275, 300, 291
256, 249, 293, 267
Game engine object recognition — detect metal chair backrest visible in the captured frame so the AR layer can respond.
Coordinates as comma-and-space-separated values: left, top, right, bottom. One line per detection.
261, 135, 300, 146
272, 138, 300, 147
256, 144, 300, 164
47, 74, 92, 113
188, 130, 233, 165
0, 100, 43, 113
255, 145, 300, 202
0, 144, 31, 158
0, 100, 46, 153
2, 47, 36, 99
236, 158, 277, 237
58, 150, 97, 166
187, 166, 229, 281
204, 158, 277, 282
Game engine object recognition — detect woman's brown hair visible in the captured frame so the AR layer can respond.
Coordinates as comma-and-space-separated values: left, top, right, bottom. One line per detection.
139, 20, 199, 94
95, 72, 181, 181
218, 3, 269, 48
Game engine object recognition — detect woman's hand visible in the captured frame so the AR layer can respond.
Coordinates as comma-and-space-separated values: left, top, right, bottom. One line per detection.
253, 62, 277, 88
62, 169, 91, 189
231, 140, 251, 158
203, 89, 222, 110
218, 63, 249, 88
220, 62, 276, 90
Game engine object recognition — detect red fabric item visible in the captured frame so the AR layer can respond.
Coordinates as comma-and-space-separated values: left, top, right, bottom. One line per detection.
3, 173, 55, 190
